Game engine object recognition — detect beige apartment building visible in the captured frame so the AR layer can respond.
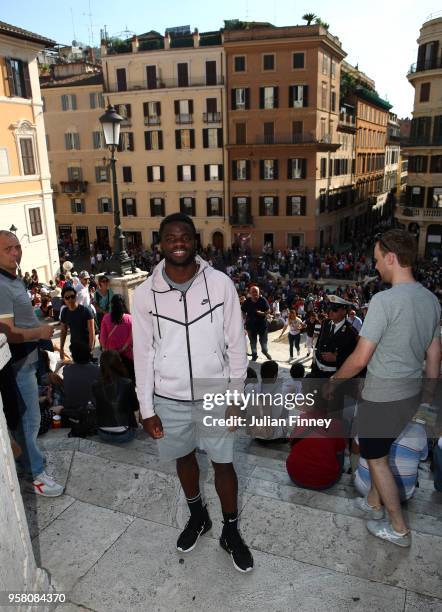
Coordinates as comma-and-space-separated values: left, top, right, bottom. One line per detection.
100, 29, 228, 250
41, 63, 107, 251
0, 21, 59, 280
399, 14, 442, 257
224, 23, 350, 252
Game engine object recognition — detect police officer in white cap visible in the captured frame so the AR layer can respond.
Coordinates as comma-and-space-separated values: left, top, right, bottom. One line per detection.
310, 295, 358, 378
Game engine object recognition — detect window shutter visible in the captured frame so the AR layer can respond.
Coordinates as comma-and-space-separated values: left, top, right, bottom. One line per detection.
132, 200, 137, 216
177, 166, 183, 181
246, 160, 251, 180
143, 102, 149, 117
122, 199, 128, 216
65, 133, 70, 149
206, 198, 211, 216
174, 100, 180, 115
147, 166, 153, 182
175, 130, 181, 149
190, 130, 195, 149
217, 128, 223, 147
274, 160, 279, 180
128, 133, 134, 151
288, 86, 294, 108
427, 187, 434, 208
232, 160, 237, 180
191, 165, 196, 181
179, 197, 184, 213
231, 90, 237, 110
70, 200, 76, 213
150, 199, 155, 216
302, 159, 307, 179
245, 88, 250, 109
61, 95, 68, 110
259, 160, 264, 180
98, 199, 103, 213
92, 132, 98, 149
95, 167, 100, 182
246, 197, 252, 218
156, 101, 161, 116
219, 164, 224, 180
303, 85, 309, 107
274, 87, 279, 108
5, 59, 14, 96
286, 196, 291, 215
160, 200, 165, 216
301, 196, 306, 216
160, 166, 165, 182
204, 165, 210, 181
145, 131, 151, 150
23, 63, 32, 98
202, 129, 208, 148
90, 93, 96, 109
274, 197, 279, 216
191, 198, 196, 216
72, 95, 77, 110
74, 133, 80, 149
189, 100, 194, 114
287, 159, 292, 179
259, 88, 264, 109
259, 197, 265, 216
158, 131, 163, 149
126, 104, 132, 118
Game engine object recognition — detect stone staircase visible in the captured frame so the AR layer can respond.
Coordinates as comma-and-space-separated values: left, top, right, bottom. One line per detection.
21, 427, 442, 611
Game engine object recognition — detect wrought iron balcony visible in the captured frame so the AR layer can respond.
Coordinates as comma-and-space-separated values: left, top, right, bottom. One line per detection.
144, 116, 161, 126
175, 113, 193, 124
203, 112, 222, 123
408, 57, 442, 74
60, 180, 88, 194
229, 214, 253, 226
105, 76, 224, 93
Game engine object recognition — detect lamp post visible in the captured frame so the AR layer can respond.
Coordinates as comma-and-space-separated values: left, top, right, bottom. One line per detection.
99, 104, 134, 275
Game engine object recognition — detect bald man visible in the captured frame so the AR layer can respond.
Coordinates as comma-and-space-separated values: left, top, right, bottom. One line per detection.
241, 286, 272, 361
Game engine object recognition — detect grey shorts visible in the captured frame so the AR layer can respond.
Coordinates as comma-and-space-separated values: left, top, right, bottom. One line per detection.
153, 395, 235, 463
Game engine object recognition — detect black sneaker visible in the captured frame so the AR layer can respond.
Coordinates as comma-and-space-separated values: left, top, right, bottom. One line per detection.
176, 506, 212, 553
220, 528, 254, 573
264, 352, 272, 360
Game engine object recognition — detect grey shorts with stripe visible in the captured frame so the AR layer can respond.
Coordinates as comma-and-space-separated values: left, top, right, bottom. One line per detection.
153, 395, 235, 463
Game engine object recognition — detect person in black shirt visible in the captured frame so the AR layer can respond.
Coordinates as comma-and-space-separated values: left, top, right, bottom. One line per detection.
60, 285, 95, 360
241, 286, 272, 361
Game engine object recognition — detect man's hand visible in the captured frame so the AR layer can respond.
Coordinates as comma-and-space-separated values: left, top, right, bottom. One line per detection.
39, 325, 54, 340
142, 415, 164, 439
321, 352, 337, 362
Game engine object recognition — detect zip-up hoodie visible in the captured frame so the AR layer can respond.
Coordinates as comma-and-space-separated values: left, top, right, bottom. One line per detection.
132, 255, 248, 419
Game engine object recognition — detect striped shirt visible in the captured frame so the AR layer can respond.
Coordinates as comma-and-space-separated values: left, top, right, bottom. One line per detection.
355, 422, 428, 501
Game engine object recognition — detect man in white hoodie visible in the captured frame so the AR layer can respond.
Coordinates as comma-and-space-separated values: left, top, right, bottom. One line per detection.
132, 213, 253, 573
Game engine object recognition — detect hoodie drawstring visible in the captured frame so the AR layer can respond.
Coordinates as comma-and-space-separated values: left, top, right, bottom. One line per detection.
202, 269, 213, 323
152, 291, 161, 338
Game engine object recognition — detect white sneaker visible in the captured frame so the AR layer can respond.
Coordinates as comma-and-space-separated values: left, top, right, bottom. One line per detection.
354, 496, 385, 520
366, 519, 411, 548
32, 471, 64, 497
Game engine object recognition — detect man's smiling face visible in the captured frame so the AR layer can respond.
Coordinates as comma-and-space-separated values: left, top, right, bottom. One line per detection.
160, 221, 196, 267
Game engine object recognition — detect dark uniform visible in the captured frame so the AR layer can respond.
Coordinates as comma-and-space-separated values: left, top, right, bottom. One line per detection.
310, 318, 358, 378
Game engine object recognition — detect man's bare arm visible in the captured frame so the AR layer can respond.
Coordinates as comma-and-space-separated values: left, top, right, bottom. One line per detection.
421, 337, 441, 405
0, 317, 52, 343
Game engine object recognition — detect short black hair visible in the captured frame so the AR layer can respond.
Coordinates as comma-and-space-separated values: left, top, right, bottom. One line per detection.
261, 360, 278, 380
159, 213, 196, 240
70, 342, 91, 364
61, 285, 76, 298
290, 363, 305, 379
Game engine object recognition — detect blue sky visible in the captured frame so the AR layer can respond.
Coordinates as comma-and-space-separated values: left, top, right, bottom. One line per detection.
2, 0, 441, 116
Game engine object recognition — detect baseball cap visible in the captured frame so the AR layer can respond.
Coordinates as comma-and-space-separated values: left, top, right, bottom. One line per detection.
80, 270, 90, 279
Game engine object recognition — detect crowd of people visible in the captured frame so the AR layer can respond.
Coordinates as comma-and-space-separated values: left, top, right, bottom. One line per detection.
1, 219, 441, 574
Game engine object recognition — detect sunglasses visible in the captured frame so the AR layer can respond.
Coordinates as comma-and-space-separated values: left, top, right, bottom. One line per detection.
64, 294, 76, 301
328, 305, 343, 312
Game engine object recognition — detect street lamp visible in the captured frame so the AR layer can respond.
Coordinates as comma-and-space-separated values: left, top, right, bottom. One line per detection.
99, 104, 134, 275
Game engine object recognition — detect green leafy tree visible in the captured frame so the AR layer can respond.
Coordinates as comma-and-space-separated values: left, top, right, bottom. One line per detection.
302, 13, 317, 25
315, 17, 330, 29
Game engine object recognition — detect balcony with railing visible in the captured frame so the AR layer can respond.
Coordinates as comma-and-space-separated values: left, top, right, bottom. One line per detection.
203, 112, 222, 123
338, 112, 356, 130
175, 113, 193, 124
229, 214, 253, 226
144, 116, 161, 126
230, 132, 337, 148
397, 206, 442, 219
408, 57, 442, 75
60, 181, 88, 194
105, 76, 224, 93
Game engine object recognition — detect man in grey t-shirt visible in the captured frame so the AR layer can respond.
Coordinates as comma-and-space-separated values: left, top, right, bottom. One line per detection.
328, 230, 440, 547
